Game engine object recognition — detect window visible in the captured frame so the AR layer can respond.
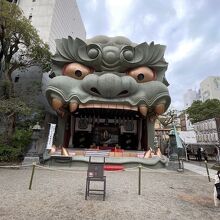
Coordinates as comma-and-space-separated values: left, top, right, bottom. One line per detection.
29, 15, 32, 20
14, 75, 20, 83
32, 0, 36, 2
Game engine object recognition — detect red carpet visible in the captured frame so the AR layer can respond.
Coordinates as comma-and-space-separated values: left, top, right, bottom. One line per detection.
104, 165, 124, 171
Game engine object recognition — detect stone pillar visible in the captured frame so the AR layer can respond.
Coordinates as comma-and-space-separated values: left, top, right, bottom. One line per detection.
55, 115, 67, 147
69, 115, 76, 147
147, 117, 156, 151
137, 119, 142, 150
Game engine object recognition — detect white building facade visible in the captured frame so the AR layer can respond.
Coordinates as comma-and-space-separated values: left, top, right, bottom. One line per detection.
17, 0, 86, 53
193, 118, 219, 146
183, 89, 200, 109
200, 76, 220, 102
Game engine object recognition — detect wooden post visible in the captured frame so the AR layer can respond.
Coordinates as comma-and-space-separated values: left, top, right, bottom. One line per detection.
204, 160, 211, 182
29, 162, 36, 190
138, 164, 142, 195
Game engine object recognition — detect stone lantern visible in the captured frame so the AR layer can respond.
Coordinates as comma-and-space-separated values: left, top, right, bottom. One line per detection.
168, 129, 178, 160
26, 122, 43, 157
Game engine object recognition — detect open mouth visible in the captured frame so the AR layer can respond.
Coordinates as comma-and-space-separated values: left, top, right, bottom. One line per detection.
50, 99, 154, 150
78, 103, 138, 118
48, 95, 167, 151
51, 98, 155, 118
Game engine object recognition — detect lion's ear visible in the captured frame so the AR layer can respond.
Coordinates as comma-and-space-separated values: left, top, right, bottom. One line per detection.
163, 76, 169, 86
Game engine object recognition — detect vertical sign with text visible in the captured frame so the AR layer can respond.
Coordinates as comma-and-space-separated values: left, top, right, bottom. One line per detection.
46, 123, 56, 149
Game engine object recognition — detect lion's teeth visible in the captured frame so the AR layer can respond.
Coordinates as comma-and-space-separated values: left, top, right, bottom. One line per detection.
85, 104, 94, 108
77, 103, 138, 111
69, 102, 78, 112
139, 105, 148, 117
52, 98, 63, 110
116, 104, 124, 110
155, 104, 165, 115
123, 105, 131, 110
79, 104, 86, 109
131, 106, 138, 111
101, 104, 108, 109
93, 104, 101, 108
109, 104, 116, 109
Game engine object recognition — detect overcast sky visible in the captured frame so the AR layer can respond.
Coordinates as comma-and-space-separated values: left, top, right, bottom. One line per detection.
76, 0, 220, 110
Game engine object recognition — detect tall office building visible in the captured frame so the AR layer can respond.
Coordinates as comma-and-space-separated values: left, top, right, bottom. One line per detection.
183, 89, 200, 109
9, 0, 86, 115
200, 76, 220, 101
17, 0, 86, 53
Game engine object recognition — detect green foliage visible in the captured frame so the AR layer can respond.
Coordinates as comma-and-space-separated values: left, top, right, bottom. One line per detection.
0, 146, 22, 162
0, 80, 11, 98
0, 128, 32, 162
0, 0, 51, 138
0, 0, 52, 80
157, 109, 177, 128
0, 97, 31, 116
16, 107, 45, 130
186, 99, 220, 123
11, 128, 32, 149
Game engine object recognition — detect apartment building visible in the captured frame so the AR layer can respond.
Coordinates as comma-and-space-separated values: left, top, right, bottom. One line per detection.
200, 76, 220, 102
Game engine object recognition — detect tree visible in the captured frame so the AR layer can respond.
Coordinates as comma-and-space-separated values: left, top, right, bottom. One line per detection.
157, 109, 177, 128
0, 97, 31, 139
0, 0, 51, 82
0, 0, 51, 138
186, 99, 220, 123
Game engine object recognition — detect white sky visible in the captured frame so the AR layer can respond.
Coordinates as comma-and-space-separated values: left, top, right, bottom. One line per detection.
76, 0, 220, 110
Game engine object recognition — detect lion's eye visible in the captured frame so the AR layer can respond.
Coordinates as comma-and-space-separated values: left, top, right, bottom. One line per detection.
63, 63, 93, 79
127, 66, 155, 83
75, 70, 82, 78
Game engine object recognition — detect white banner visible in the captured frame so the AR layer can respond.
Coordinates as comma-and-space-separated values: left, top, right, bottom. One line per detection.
46, 123, 56, 149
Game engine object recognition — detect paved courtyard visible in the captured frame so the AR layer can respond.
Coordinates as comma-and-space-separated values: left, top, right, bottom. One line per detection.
0, 164, 219, 220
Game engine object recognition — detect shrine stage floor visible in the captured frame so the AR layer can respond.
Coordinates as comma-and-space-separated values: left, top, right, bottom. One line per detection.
43, 148, 169, 169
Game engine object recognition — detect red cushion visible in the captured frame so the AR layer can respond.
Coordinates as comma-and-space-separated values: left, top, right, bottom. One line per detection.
104, 165, 124, 171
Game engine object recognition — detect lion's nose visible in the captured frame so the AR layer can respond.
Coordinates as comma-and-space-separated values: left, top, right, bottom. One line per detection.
95, 73, 122, 98
82, 73, 137, 99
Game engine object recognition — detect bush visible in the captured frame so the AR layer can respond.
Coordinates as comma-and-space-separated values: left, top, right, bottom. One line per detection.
11, 129, 32, 151
0, 145, 23, 162
0, 129, 32, 162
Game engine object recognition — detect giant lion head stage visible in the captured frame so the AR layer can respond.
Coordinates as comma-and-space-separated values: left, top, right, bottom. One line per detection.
46, 36, 171, 152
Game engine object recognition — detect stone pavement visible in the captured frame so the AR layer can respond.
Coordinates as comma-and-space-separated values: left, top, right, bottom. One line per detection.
184, 161, 218, 180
